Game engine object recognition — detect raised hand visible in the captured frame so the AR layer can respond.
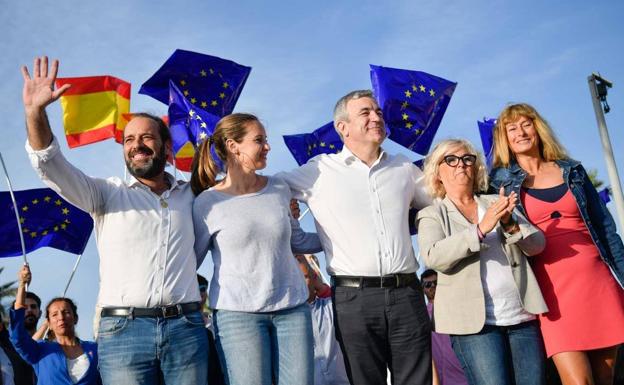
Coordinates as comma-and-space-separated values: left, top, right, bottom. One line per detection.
21, 56, 70, 112
18, 264, 32, 286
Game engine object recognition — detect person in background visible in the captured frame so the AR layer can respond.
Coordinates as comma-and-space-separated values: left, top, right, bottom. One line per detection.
295, 254, 349, 385
197, 274, 225, 385
10, 265, 100, 385
417, 138, 548, 385
489, 103, 624, 385
421, 269, 468, 385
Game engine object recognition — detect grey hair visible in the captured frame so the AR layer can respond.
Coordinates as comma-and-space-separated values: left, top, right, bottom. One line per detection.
332, 90, 375, 138
423, 138, 489, 199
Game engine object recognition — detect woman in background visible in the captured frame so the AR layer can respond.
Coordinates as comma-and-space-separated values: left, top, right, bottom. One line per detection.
10, 265, 100, 385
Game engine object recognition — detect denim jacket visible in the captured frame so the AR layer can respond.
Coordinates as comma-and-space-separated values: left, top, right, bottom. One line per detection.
489, 158, 624, 287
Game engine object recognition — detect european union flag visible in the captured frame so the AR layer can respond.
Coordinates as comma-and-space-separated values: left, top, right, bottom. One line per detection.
283, 122, 343, 166
370, 65, 457, 156
140, 49, 251, 117
168, 80, 222, 172
0, 188, 93, 258
478, 118, 496, 169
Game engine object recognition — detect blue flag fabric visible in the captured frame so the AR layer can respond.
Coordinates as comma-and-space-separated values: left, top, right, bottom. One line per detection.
140, 49, 251, 117
598, 187, 611, 205
0, 188, 93, 257
168, 80, 221, 153
478, 118, 497, 169
283, 122, 343, 166
370, 65, 457, 156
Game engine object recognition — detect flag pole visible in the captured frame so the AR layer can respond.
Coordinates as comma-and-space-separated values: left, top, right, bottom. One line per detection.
0, 153, 29, 266
62, 253, 83, 297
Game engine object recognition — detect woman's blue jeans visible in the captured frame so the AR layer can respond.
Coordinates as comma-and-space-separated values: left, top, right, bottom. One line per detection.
213, 303, 314, 385
451, 320, 545, 385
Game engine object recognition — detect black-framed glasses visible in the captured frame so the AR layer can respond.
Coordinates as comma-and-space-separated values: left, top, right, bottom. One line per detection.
422, 280, 437, 289
442, 154, 477, 167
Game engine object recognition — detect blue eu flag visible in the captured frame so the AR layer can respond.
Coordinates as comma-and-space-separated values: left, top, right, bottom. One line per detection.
0, 188, 93, 257
140, 49, 251, 117
598, 188, 611, 205
478, 118, 497, 169
283, 122, 343, 166
370, 65, 457, 155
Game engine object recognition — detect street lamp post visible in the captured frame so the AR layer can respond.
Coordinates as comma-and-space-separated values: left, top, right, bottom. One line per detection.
587, 73, 624, 230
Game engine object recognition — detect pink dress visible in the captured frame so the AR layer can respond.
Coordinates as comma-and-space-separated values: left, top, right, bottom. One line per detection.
521, 187, 624, 357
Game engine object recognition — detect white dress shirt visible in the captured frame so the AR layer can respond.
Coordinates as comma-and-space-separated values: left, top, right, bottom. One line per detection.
278, 146, 431, 276
27, 137, 200, 308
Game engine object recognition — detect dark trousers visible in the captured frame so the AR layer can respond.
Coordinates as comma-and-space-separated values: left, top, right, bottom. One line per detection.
331, 280, 432, 385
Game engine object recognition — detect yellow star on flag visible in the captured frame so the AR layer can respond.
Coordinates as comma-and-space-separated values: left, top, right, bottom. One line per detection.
30, 232, 37, 238
54, 226, 59, 231
200, 122, 207, 128
404, 90, 412, 98
429, 89, 435, 97
201, 101, 208, 108
19, 217, 25, 224
189, 110, 196, 117
419, 85, 426, 92
44, 196, 51, 202
61, 224, 67, 230
406, 122, 413, 129
200, 70, 207, 76
199, 132, 208, 139
211, 100, 218, 107
180, 80, 187, 86
22, 206, 28, 212
183, 90, 190, 96
402, 113, 409, 121
190, 98, 197, 104
219, 93, 226, 99
401, 101, 409, 109
412, 84, 418, 91
222, 82, 229, 89
55, 199, 62, 206
62, 207, 70, 215
32, 199, 39, 204
42, 230, 48, 235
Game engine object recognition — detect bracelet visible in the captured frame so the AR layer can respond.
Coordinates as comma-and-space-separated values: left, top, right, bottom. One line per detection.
476, 225, 485, 241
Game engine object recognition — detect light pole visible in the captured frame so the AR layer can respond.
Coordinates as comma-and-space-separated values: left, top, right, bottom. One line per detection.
587, 73, 624, 230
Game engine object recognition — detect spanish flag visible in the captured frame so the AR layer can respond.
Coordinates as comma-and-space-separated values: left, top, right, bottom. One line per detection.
55, 76, 131, 148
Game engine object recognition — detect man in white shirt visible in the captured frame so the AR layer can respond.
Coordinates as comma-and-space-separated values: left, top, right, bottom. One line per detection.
20, 56, 208, 384
280, 90, 433, 385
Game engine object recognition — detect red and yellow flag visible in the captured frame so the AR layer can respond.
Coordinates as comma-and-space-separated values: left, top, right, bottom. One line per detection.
55, 76, 131, 148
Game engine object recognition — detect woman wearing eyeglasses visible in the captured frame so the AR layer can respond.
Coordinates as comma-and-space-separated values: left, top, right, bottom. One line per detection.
417, 138, 548, 385
489, 103, 624, 385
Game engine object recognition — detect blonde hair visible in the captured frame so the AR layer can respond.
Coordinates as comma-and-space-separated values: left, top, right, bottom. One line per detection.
190, 113, 259, 195
423, 138, 488, 199
492, 103, 568, 168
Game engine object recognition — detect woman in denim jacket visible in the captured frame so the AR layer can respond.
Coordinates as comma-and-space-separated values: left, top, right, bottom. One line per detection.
489, 103, 624, 385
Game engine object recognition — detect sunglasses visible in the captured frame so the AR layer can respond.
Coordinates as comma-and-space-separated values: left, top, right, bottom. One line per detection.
422, 280, 437, 289
442, 154, 477, 167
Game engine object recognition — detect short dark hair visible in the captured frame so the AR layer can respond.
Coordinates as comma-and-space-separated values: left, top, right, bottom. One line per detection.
197, 274, 208, 292
125, 112, 171, 144
420, 269, 437, 280
45, 297, 78, 320
12, 292, 42, 309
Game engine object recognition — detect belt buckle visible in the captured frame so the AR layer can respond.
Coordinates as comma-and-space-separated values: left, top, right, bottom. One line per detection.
162, 305, 181, 318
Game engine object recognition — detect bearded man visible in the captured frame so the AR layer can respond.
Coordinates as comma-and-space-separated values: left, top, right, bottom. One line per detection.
21, 56, 208, 385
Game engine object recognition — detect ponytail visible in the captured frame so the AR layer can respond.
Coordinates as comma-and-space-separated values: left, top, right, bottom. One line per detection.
190, 113, 259, 196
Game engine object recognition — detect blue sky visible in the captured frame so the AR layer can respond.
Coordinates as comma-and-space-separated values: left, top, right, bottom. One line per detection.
1, 0, 623, 338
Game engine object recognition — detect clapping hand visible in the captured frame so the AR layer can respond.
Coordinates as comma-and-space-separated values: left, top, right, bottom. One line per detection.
478, 187, 518, 234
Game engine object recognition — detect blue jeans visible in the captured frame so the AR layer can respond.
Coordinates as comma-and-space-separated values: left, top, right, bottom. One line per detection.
451, 320, 545, 385
97, 311, 208, 385
213, 304, 314, 385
